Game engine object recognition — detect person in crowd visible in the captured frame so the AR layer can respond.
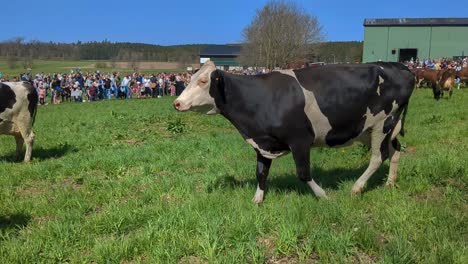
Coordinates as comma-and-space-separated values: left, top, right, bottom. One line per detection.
175, 74, 185, 96
71, 85, 83, 102
158, 75, 164, 98
87, 82, 98, 101
39, 85, 47, 105
143, 75, 151, 98
121, 74, 131, 99
150, 74, 158, 98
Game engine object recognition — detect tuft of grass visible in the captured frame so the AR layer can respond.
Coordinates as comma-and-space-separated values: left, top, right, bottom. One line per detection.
167, 118, 188, 134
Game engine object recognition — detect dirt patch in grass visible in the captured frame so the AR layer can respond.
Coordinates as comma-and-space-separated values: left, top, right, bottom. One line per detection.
179, 256, 207, 264
34, 214, 56, 225
55, 177, 83, 191
16, 185, 46, 197
351, 249, 377, 264
403, 146, 416, 156
413, 186, 445, 202
125, 139, 143, 145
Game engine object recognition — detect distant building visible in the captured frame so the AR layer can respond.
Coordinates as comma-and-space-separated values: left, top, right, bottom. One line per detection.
363, 18, 468, 62
199, 45, 242, 70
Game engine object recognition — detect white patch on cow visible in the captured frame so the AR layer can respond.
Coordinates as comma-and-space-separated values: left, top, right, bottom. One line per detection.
391, 119, 402, 140
362, 100, 399, 132
245, 138, 289, 159
277, 70, 332, 145
377, 76, 384, 96
379, 66, 384, 70
252, 185, 264, 204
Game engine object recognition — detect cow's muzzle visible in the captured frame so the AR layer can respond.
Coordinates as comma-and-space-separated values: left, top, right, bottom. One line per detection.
173, 99, 190, 111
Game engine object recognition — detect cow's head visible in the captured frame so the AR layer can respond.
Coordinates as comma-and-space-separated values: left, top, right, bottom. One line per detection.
432, 82, 442, 100
173, 61, 219, 114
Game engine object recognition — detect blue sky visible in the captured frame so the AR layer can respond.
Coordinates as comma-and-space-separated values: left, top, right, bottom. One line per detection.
2, 0, 467, 45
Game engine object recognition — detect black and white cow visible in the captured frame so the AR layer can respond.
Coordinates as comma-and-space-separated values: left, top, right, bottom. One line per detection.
174, 61, 414, 203
0, 82, 38, 162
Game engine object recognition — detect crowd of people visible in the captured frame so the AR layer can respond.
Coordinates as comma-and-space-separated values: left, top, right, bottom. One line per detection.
0, 66, 276, 106
405, 57, 468, 70
0, 70, 193, 105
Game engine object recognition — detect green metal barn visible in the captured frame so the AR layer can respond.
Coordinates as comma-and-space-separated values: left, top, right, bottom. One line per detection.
199, 45, 242, 70
362, 18, 468, 62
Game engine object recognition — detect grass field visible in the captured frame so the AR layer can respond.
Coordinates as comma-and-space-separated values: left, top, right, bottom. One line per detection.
0, 60, 183, 77
0, 88, 467, 263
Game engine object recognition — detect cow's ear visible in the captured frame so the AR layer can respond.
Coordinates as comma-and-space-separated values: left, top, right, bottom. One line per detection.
210, 70, 227, 104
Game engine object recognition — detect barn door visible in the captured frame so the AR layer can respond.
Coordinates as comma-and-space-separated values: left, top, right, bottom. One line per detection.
399, 49, 418, 62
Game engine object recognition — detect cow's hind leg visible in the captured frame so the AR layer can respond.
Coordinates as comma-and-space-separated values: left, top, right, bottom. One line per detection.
351, 128, 390, 195
386, 138, 401, 187
290, 142, 327, 199
14, 134, 24, 161
386, 120, 402, 187
18, 124, 35, 162
252, 153, 272, 204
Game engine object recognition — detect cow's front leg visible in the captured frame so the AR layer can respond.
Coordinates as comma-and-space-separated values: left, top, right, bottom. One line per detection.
14, 135, 24, 162
252, 153, 272, 204
290, 143, 327, 199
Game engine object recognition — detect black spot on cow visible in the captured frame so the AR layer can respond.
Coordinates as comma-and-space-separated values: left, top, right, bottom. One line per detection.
391, 138, 401, 151
383, 116, 395, 134
0, 83, 17, 114
209, 70, 312, 152
23, 82, 38, 119
379, 133, 392, 161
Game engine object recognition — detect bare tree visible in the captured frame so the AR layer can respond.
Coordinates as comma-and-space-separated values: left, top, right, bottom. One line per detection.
239, 0, 323, 69
110, 56, 118, 69
129, 51, 143, 72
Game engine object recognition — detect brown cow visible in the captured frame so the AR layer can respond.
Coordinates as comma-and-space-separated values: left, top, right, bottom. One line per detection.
415, 69, 447, 99
415, 69, 445, 88
439, 69, 456, 98
455, 67, 468, 89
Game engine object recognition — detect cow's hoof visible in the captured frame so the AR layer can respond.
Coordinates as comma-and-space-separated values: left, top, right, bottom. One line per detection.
252, 195, 264, 205
314, 190, 328, 199
385, 182, 399, 188
351, 187, 363, 196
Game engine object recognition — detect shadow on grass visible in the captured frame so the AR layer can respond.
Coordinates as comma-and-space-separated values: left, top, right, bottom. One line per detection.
211, 164, 389, 195
33, 143, 78, 161
0, 143, 77, 162
0, 213, 31, 233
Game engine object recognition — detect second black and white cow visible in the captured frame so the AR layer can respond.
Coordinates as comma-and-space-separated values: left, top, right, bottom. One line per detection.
174, 61, 414, 203
0, 82, 38, 162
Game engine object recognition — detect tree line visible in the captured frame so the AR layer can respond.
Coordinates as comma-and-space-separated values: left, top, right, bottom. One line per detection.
0, 38, 362, 67
0, 37, 208, 69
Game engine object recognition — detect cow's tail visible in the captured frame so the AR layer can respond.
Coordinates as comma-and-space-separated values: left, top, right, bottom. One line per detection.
31, 102, 38, 127
399, 103, 409, 137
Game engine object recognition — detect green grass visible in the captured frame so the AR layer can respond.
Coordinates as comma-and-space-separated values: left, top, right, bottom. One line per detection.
0, 59, 182, 77
0, 88, 467, 263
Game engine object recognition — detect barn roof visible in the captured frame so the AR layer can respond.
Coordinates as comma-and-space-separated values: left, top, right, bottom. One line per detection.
200, 45, 242, 57
364, 18, 468, 27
